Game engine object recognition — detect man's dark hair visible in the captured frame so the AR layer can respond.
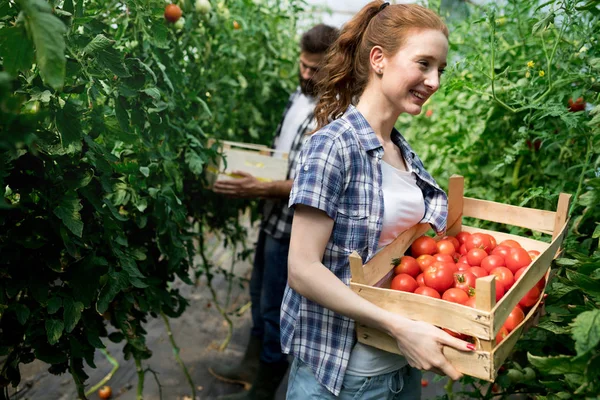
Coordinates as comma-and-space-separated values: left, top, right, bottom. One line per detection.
300, 24, 339, 54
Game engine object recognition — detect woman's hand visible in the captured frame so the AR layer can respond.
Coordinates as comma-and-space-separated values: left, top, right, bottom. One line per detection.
387, 316, 473, 380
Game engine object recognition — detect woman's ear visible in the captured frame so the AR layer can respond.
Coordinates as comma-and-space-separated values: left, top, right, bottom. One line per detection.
369, 46, 386, 75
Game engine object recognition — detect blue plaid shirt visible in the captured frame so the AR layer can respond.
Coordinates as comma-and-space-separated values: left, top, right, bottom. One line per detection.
281, 104, 448, 396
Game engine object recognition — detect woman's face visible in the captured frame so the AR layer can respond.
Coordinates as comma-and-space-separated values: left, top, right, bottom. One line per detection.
380, 29, 448, 116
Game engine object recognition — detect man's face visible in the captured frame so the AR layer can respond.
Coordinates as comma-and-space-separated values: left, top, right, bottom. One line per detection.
299, 52, 325, 96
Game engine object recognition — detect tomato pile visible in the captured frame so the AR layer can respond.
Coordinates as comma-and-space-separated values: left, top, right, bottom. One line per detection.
390, 231, 544, 344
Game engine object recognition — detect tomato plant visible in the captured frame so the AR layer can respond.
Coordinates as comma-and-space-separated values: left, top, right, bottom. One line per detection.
164, 4, 183, 23
0, 0, 303, 396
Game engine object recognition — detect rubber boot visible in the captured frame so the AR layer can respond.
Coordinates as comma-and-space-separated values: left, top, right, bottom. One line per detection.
209, 335, 262, 389
216, 360, 289, 400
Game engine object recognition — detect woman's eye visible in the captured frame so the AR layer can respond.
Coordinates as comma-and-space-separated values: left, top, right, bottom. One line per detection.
419, 61, 429, 67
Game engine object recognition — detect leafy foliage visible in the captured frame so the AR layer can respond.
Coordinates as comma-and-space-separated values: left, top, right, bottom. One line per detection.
0, 0, 302, 396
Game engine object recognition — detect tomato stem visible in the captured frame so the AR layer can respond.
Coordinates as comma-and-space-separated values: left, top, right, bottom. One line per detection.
84, 349, 119, 397
135, 357, 144, 400
161, 311, 196, 399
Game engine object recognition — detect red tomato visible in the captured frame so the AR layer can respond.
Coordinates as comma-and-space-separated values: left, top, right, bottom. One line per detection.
505, 248, 532, 273
433, 253, 454, 263
453, 272, 476, 294
503, 306, 525, 333
499, 239, 521, 248
393, 256, 420, 278
423, 264, 455, 294
519, 286, 541, 308
568, 97, 586, 112
452, 252, 461, 263
457, 263, 470, 272
421, 378, 429, 387
416, 255, 435, 271
164, 4, 183, 23
455, 231, 471, 246
464, 296, 477, 308
414, 286, 441, 299
496, 326, 509, 344
416, 273, 426, 287
442, 236, 460, 250
390, 273, 418, 292
442, 288, 469, 304
98, 386, 112, 399
466, 248, 488, 267
436, 239, 456, 255
459, 243, 468, 256
457, 255, 469, 265
490, 267, 515, 291
528, 250, 541, 260
411, 236, 437, 257
488, 235, 497, 251
491, 245, 511, 259
494, 279, 506, 301
467, 266, 487, 279
514, 267, 546, 290
465, 233, 493, 252
480, 254, 506, 273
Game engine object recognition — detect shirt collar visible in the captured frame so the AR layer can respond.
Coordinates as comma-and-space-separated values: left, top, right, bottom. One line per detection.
342, 104, 382, 152
343, 104, 418, 161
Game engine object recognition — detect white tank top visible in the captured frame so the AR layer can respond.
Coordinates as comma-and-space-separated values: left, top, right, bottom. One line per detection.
346, 160, 425, 376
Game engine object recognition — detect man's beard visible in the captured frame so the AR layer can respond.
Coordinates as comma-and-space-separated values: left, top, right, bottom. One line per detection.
299, 71, 318, 97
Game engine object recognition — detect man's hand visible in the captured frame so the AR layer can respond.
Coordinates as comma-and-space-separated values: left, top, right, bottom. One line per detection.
212, 170, 264, 198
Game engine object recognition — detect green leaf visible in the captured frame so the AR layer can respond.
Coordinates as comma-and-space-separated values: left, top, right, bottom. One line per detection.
115, 96, 130, 131
55, 100, 83, 151
528, 353, 588, 375
45, 319, 65, 345
536, 319, 570, 335
21, 0, 67, 90
96, 271, 129, 314
566, 270, 600, 299
92, 46, 130, 78
53, 191, 84, 237
47, 296, 63, 314
0, 26, 35, 76
593, 223, 600, 239
142, 87, 161, 100
148, 23, 169, 49
12, 304, 30, 325
63, 297, 84, 333
185, 147, 205, 175
83, 34, 113, 55
63, 0, 74, 14
570, 310, 600, 356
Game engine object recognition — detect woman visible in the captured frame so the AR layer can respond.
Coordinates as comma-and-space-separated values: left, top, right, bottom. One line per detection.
281, 1, 474, 399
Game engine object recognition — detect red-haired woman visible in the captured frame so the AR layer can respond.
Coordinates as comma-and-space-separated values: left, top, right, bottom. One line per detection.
282, 1, 474, 399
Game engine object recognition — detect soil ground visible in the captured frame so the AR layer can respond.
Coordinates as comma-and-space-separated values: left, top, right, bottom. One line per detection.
8, 218, 464, 400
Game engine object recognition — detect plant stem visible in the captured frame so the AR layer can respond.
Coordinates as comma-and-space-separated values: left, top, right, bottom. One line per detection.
135, 357, 144, 400
569, 137, 593, 218
444, 377, 455, 399
84, 349, 120, 397
145, 367, 164, 400
160, 311, 196, 399
70, 361, 88, 400
197, 222, 234, 351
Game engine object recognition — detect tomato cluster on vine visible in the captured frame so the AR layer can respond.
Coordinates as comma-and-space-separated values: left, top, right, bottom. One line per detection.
390, 231, 544, 343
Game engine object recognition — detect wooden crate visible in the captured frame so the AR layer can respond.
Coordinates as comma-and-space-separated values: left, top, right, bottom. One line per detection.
349, 175, 571, 381
204, 140, 289, 188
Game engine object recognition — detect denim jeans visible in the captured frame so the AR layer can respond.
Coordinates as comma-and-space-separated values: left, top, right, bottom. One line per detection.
286, 357, 422, 399
249, 230, 290, 364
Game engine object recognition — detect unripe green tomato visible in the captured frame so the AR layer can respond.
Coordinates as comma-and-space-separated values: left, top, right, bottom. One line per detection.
175, 16, 185, 30
195, 0, 211, 13
506, 368, 525, 384
522, 367, 536, 381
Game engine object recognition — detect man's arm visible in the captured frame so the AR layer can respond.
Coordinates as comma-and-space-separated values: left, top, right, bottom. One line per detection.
212, 170, 292, 199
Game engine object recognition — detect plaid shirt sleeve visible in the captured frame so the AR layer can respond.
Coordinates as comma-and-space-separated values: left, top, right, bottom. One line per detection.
289, 131, 344, 220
